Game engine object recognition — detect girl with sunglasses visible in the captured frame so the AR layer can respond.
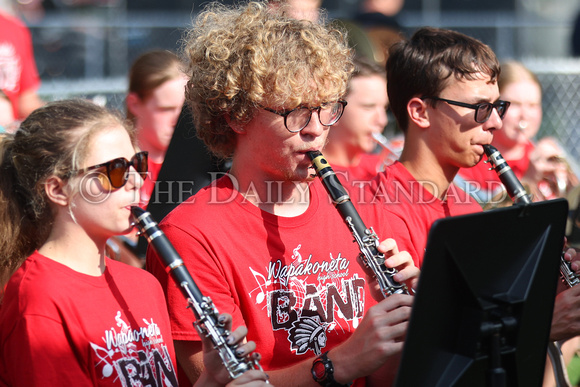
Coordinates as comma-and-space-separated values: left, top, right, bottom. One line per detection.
0, 99, 269, 386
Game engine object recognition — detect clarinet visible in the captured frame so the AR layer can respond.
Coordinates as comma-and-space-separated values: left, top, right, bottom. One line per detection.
483, 144, 576, 387
307, 150, 409, 297
130, 206, 265, 380
483, 144, 531, 205
483, 144, 579, 288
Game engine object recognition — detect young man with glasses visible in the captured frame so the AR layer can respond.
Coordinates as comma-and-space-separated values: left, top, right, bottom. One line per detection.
146, 2, 420, 387
363, 26, 580, 348
357, 26, 507, 269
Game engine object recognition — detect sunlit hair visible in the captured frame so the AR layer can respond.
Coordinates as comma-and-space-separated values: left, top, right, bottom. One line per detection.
182, 0, 353, 158
0, 99, 135, 280
127, 50, 184, 122
498, 60, 542, 95
345, 56, 386, 96
387, 27, 501, 132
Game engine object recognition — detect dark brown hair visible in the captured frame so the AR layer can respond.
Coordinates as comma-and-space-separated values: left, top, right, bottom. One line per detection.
386, 27, 500, 132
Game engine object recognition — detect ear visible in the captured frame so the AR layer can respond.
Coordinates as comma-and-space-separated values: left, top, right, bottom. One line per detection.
225, 113, 245, 134
126, 93, 142, 117
408, 97, 431, 129
44, 176, 70, 207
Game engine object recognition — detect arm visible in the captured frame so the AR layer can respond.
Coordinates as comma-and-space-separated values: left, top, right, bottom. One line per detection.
17, 89, 44, 119
178, 294, 413, 387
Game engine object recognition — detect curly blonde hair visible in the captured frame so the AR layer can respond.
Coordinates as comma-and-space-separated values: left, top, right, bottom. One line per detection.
182, 0, 353, 158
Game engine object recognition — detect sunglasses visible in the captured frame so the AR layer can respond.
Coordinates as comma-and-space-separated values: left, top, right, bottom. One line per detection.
422, 96, 510, 124
72, 151, 148, 190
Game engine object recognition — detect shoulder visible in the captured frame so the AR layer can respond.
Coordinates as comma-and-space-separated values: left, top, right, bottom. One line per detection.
447, 184, 484, 214
0, 12, 29, 36
0, 12, 23, 27
106, 258, 163, 287
1, 254, 64, 316
362, 162, 411, 199
164, 175, 237, 220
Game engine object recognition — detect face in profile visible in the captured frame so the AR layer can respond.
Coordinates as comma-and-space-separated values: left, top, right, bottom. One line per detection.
330, 74, 388, 155
285, 0, 322, 22
495, 79, 542, 148
70, 125, 144, 240
130, 76, 187, 157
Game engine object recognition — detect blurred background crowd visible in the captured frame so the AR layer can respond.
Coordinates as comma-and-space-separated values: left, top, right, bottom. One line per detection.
2, 0, 580, 164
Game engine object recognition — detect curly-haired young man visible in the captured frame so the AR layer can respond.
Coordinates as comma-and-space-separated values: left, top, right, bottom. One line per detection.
146, 2, 419, 386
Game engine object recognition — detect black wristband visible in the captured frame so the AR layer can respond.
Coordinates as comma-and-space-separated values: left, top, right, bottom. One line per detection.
311, 351, 352, 387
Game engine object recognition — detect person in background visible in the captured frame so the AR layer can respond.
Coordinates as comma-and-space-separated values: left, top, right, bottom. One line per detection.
268, 0, 322, 23
0, 99, 268, 387
110, 50, 187, 267
352, 0, 405, 66
323, 56, 390, 181
126, 49, 187, 209
0, 9, 44, 121
456, 60, 543, 204
146, 2, 419, 386
523, 136, 579, 201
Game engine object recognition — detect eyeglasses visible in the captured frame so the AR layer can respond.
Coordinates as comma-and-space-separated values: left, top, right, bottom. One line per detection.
262, 100, 347, 133
422, 96, 510, 124
71, 151, 148, 190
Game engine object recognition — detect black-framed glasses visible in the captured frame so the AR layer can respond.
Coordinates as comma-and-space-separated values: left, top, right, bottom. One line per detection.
71, 151, 148, 190
262, 100, 348, 133
422, 96, 510, 124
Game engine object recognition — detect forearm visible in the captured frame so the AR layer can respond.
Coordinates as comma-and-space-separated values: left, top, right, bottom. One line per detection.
175, 340, 205, 384
365, 353, 401, 387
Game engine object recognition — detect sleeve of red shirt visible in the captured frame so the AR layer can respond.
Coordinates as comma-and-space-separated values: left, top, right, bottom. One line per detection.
2, 315, 94, 386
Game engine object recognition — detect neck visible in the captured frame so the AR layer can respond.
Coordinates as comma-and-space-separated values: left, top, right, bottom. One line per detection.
228, 162, 311, 217
399, 145, 456, 201
138, 138, 166, 164
38, 215, 107, 276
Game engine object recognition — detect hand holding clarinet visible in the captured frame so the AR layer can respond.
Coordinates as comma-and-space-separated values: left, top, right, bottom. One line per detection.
131, 206, 270, 386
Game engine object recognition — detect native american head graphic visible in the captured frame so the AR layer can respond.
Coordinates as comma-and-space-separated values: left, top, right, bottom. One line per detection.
288, 316, 328, 355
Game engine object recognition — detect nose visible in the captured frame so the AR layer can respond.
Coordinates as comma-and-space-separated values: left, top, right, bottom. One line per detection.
377, 107, 388, 129
126, 168, 145, 191
300, 111, 328, 139
484, 107, 503, 132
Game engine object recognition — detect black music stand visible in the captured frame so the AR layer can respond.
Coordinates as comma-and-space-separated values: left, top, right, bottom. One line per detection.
395, 198, 568, 387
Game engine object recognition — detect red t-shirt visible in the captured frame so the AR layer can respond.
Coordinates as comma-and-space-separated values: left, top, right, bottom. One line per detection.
358, 162, 483, 268
457, 142, 535, 202
0, 12, 41, 119
332, 153, 383, 182
139, 159, 163, 208
146, 175, 389, 386
0, 252, 178, 386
